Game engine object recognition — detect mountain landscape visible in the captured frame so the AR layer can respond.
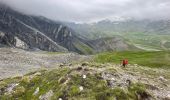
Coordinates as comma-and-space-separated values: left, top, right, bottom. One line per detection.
0, 1, 170, 100
0, 4, 135, 54
66, 19, 170, 51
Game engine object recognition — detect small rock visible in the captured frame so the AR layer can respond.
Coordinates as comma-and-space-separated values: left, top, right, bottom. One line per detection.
84, 68, 89, 71
5, 83, 19, 94
33, 87, 39, 95
34, 72, 41, 76
59, 63, 64, 67
68, 63, 72, 66
126, 79, 131, 86
83, 75, 86, 79
168, 94, 170, 98
79, 86, 83, 91
106, 80, 112, 87
39, 90, 54, 100
58, 98, 62, 100
82, 62, 89, 66
58, 77, 67, 84
159, 76, 167, 82
76, 67, 83, 71
111, 78, 115, 81
164, 94, 170, 100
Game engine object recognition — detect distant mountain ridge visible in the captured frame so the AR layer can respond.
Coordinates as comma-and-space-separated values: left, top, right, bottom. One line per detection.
65, 19, 170, 39
65, 19, 170, 51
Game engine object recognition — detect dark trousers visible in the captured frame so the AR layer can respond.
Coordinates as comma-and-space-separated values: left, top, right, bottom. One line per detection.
123, 64, 126, 67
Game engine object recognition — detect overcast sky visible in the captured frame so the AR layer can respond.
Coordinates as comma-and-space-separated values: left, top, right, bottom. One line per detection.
0, 0, 170, 23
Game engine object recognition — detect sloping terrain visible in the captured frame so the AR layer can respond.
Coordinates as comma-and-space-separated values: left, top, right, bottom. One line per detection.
0, 63, 169, 99
0, 4, 94, 54
0, 4, 67, 52
0, 47, 91, 79
0, 48, 169, 99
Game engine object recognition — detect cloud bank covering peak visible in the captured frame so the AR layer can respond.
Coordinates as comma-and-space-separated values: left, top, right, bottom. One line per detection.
0, 0, 170, 23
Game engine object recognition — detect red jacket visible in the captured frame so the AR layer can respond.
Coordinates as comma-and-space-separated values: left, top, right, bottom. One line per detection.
123, 59, 128, 65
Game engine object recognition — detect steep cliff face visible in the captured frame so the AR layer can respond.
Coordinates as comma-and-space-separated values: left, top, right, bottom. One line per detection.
0, 4, 95, 53
30, 17, 93, 54
0, 31, 16, 47
0, 4, 68, 52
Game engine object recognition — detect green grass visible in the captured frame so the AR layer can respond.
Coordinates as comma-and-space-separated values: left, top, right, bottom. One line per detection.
84, 30, 170, 50
0, 68, 150, 100
74, 41, 94, 54
45, 51, 63, 55
122, 33, 170, 50
94, 51, 170, 68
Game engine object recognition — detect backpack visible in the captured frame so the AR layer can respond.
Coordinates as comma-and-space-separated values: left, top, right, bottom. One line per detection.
123, 59, 128, 64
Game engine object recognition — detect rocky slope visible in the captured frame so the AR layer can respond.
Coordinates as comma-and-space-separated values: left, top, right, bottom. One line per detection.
0, 47, 91, 79
0, 4, 92, 53
0, 4, 67, 52
0, 62, 169, 100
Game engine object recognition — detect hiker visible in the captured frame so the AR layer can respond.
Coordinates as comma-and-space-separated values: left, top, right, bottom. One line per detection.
122, 59, 128, 67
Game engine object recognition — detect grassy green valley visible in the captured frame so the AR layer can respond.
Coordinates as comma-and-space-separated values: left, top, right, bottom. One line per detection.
95, 51, 170, 68
122, 33, 170, 51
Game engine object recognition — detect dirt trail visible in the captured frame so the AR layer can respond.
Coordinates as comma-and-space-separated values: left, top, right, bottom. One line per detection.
0, 47, 91, 79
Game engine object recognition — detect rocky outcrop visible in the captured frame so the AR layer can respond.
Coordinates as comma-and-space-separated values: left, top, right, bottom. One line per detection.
14, 36, 28, 49
0, 31, 16, 47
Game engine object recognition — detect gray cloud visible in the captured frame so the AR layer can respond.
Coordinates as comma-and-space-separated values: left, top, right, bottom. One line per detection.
0, 0, 170, 23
